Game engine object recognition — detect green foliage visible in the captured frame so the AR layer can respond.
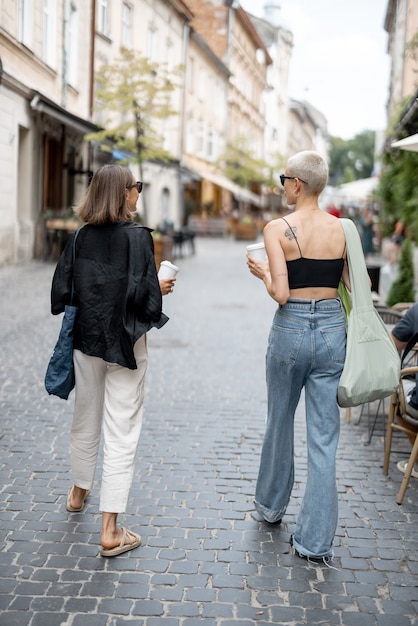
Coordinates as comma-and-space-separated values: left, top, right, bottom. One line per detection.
328, 131, 376, 185
86, 48, 182, 164
386, 238, 415, 306
218, 137, 271, 188
405, 31, 418, 70
374, 148, 418, 240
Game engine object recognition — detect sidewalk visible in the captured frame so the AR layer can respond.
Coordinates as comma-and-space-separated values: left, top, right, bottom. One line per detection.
0, 237, 417, 626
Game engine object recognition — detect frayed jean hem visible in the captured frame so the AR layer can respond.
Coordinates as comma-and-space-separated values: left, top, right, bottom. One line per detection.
254, 499, 283, 524
292, 534, 334, 560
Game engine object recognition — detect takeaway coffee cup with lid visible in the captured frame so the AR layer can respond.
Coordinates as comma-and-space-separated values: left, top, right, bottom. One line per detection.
158, 260, 180, 279
246, 242, 267, 262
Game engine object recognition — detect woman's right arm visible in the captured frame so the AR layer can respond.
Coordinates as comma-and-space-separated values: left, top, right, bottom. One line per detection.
264, 221, 290, 304
247, 221, 290, 305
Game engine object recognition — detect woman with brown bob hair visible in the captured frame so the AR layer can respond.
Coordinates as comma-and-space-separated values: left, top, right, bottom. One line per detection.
50, 164, 174, 556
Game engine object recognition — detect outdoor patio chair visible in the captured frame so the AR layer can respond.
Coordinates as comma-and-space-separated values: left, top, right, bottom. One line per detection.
383, 335, 418, 504
375, 306, 404, 325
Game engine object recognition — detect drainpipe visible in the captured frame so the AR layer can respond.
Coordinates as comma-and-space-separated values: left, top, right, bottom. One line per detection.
179, 23, 189, 159
178, 22, 190, 226
62, 0, 69, 108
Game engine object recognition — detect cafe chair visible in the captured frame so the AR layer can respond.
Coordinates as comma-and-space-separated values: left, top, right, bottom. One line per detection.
375, 306, 404, 324
391, 302, 415, 314
383, 364, 418, 504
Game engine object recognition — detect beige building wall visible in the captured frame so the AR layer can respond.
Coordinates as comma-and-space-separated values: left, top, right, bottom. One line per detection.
181, 30, 232, 214
92, 0, 192, 229
227, 8, 269, 161
404, 0, 418, 97
185, 1, 271, 214
385, 0, 418, 122
0, 0, 95, 266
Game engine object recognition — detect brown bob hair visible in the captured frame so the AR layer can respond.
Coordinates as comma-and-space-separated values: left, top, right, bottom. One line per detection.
76, 164, 135, 225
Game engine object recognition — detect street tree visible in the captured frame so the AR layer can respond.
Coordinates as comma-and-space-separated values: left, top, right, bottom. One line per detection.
218, 136, 282, 189
86, 48, 182, 223
328, 130, 376, 186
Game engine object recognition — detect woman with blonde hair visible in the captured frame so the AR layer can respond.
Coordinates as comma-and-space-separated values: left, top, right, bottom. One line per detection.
247, 150, 351, 563
51, 164, 174, 556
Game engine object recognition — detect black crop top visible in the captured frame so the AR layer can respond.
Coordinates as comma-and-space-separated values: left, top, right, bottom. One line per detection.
281, 217, 345, 289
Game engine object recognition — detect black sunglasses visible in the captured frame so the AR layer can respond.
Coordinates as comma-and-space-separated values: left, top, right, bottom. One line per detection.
280, 174, 308, 187
127, 181, 143, 193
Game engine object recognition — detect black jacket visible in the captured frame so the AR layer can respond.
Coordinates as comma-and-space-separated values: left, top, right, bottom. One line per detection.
51, 222, 168, 369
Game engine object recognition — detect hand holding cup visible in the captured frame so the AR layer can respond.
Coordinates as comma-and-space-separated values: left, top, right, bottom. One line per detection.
158, 260, 179, 295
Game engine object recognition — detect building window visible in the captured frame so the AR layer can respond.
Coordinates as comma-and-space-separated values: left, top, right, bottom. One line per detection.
67, 3, 78, 85
98, 0, 109, 36
122, 3, 132, 48
197, 66, 205, 101
197, 119, 204, 155
18, 0, 32, 48
166, 39, 173, 71
163, 118, 170, 153
147, 26, 157, 62
160, 188, 170, 225
43, 0, 57, 68
207, 128, 214, 159
186, 116, 194, 154
188, 57, 194, 93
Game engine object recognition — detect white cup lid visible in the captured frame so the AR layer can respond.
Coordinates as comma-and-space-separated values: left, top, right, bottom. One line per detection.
160, 260, 180, 271
246, 242, 265, 251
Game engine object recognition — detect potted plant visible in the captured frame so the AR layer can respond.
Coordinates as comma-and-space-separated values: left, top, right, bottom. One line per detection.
234, 216, 258, 241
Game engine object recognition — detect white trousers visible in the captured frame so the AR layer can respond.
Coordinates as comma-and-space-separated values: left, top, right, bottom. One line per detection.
71, 335, 148, 513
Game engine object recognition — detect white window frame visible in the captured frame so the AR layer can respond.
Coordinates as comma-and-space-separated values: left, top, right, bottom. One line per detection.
43, 0, 57, 68
18, 0, 32, 48
197, 119, 205, 155
188, 57, 194, 93
186, 116, 194, 154
67, 3, 78, 86
147, 26, 157, 62
122, 2, 132, 48
98, 0, 109, 36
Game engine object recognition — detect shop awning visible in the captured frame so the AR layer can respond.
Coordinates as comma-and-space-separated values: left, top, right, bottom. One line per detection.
391, 133, 418, 152
30, 92, 99, 135
190, 167, 262, 207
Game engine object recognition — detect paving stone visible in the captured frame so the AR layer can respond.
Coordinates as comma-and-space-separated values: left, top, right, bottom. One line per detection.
0, 243, 417, 625
0, 612, 33, 626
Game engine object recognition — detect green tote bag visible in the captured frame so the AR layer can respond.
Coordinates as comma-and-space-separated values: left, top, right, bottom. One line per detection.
337, 219, 401, 408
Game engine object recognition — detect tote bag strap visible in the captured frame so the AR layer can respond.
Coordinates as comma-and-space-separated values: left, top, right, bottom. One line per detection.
401, 330, 418, 367
340, 218, 373, 309
69, 227, 82, 306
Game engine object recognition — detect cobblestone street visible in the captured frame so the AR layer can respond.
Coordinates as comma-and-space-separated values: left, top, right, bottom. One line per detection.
0, 236, 417, 626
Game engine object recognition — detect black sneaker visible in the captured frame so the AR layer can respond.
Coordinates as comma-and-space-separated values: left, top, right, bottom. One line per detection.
289, 535, 336, 567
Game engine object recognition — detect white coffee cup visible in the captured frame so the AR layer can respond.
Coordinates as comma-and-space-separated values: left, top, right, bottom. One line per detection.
246, 242, 267, 262
158, 260, 180, 279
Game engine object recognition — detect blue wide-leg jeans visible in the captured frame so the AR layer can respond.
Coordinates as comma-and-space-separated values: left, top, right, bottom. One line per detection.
254, 298, 346, 558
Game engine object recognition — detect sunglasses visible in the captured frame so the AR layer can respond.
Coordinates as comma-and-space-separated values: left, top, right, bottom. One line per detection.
280, 175, 308, 187
127, 181, 143, 193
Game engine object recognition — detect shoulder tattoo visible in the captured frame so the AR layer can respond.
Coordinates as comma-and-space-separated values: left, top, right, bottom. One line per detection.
284, 226, 297, 241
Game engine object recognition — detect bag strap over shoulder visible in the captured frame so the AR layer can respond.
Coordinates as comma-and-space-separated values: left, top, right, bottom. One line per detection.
340, 218, 373, 309
401, 330, 418, 367
69, 227, 82, 306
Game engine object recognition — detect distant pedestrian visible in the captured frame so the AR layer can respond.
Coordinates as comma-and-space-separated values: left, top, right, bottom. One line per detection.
385, 221, 406, 265
327, 203, 340, 218
358, 207, 374, 255
247, 150, 351, 563
50, 164, 174, 557
391, 302, 418, 477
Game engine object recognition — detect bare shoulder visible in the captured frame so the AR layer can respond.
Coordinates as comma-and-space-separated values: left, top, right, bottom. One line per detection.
264, 218, 283, 232
264, 217, 290, 237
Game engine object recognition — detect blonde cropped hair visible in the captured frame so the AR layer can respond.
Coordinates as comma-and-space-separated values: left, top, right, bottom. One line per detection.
287, 150, 328, 195
76, 164, 134, 224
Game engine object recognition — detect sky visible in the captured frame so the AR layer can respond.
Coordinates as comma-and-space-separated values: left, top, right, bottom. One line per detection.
239, 0, 391, 140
